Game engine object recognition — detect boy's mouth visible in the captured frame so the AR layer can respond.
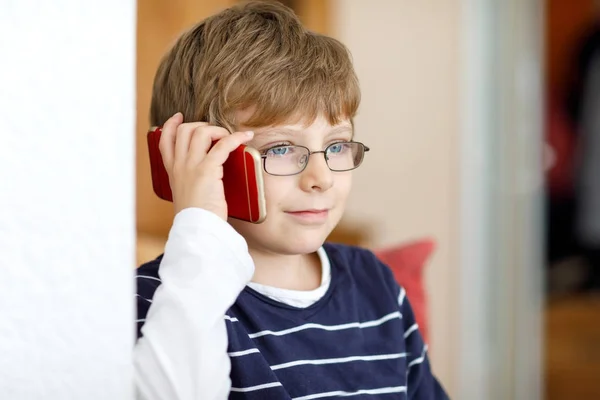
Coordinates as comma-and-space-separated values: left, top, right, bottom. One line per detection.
284, 209, 330, 224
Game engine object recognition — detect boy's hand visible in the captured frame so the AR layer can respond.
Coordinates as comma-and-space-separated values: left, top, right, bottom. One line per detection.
159, 112, 254, 220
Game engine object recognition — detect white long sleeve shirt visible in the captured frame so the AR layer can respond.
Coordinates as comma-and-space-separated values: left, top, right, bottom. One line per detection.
134, 208, 254, 399
133, 208, 331, 399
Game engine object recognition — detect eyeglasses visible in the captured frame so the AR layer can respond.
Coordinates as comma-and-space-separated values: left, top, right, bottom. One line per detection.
260, 141, 370, 176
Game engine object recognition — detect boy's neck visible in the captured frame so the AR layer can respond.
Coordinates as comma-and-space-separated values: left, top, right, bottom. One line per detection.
248, 249, 322, 291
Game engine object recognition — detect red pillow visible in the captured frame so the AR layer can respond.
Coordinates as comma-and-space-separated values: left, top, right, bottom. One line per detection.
374, 239, 435, 345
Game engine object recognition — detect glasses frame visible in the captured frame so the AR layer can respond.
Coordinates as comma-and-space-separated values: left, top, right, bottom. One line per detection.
259, 141, 370, 176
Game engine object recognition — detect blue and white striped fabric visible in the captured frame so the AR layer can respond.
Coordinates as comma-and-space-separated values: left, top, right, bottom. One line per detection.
136, 243, 448, 399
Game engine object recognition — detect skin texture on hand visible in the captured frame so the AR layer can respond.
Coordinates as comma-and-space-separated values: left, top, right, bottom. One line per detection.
158, 112, 254, 219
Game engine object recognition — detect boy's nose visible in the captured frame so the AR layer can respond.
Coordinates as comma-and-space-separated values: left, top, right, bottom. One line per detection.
298, 152, 333, 192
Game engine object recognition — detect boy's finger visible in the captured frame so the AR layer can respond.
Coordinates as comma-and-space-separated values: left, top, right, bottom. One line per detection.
173, 122, 210, 165
187, 126, 230, 165
203, 131, 254, 167
158, 112, 184, 172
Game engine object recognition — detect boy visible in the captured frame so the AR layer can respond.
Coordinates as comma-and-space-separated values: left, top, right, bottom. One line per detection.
134, 1, 449, 399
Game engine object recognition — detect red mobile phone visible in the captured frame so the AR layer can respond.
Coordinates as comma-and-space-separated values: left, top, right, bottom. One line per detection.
147, 126, 267, 224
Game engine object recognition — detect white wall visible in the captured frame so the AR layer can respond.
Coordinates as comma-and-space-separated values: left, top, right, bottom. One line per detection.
0, 2, 136, 399
331, 0, 461, 396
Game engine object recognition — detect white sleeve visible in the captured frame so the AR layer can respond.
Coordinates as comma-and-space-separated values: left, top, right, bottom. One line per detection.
133, 208, 254, 400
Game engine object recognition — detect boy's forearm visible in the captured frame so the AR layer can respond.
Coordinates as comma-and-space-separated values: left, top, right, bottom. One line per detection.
134, 208, 254, 400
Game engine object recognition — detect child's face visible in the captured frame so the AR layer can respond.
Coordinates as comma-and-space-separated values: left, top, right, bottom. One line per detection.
228, 112, 353, 256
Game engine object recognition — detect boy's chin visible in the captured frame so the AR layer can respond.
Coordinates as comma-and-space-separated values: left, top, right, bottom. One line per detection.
257, 232, 330, 256
281, 239, 326, 255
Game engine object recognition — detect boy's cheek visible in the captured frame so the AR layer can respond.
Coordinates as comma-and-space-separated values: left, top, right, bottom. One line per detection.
262, 174, 296, 197
334, 173, 353, 197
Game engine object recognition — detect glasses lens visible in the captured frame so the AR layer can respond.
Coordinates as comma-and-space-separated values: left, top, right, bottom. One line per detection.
264, 145, 309, 176
326, 142, 365, 171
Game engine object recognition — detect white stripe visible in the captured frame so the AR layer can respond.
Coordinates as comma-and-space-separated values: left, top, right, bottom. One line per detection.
228, 348, 260, 357
225, 315, 238, 322
403, 323, 419, 339
398, 287, 406, 306
136, 319, 145, 323
292, 386, 407, 400
136, 294, 152, 303
271, 352, 408, 371
136, 275, 161, 283
407, 345, 428, 370
230, 381, 282, 393
249, 311, 401, 339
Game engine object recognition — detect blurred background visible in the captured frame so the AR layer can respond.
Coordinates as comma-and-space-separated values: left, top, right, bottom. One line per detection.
135, 0, 599, 399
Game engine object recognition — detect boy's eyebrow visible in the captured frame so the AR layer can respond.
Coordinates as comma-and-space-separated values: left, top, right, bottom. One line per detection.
255, 125, 354, 137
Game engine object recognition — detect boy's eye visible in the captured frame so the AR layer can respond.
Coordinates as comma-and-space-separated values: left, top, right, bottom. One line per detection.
266, 145, 294, 157
327, 142, 350, 155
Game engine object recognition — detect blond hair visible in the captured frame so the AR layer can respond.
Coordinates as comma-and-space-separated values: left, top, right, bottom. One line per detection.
150, 0, 360, 132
